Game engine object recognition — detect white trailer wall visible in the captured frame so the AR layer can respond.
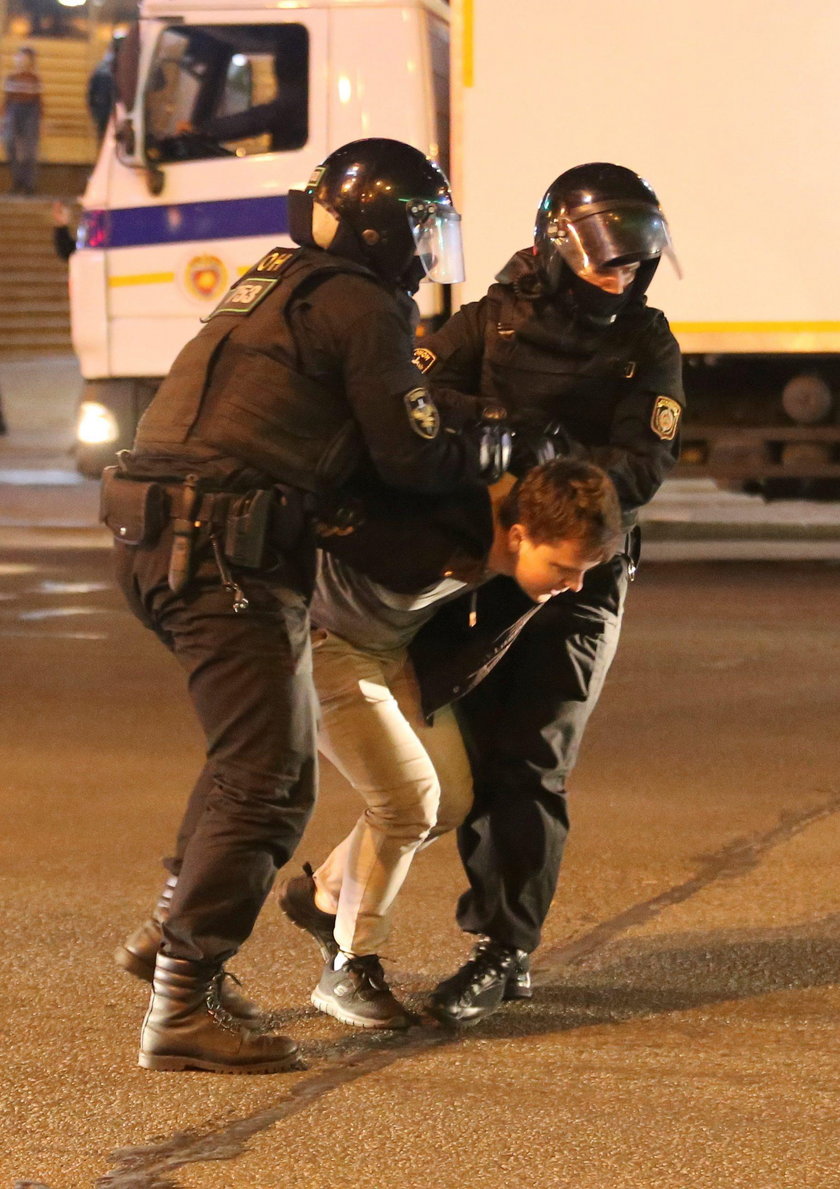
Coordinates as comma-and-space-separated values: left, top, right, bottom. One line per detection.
451, 0, 840, 354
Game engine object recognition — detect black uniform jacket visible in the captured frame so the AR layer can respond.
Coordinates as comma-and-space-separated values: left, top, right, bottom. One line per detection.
404, 249, 686, 717
130, 246, 484, 498
413, 248, 685, 524
317, 481, 544, 716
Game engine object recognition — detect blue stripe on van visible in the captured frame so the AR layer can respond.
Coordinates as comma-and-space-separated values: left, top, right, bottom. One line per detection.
80, 195, 290, 249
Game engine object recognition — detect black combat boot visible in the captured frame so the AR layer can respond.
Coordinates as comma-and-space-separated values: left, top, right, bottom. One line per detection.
425, 937, 532, 1026
114, 876, 261, 1020
277, 863, 338, 961
139, 954, 300, 1074
114, 875, 178, 982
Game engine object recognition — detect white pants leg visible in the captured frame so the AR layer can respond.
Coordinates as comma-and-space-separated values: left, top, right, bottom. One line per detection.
310, 629, 473, 955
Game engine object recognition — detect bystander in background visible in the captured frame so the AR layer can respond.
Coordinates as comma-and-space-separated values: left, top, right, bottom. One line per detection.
2, 46, 42, 194
87, 45, 116, 143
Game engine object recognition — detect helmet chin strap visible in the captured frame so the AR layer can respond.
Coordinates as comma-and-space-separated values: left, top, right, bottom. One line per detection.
566, 270, 631, 326
558, 256, 661, 326
399, 256, 426, 296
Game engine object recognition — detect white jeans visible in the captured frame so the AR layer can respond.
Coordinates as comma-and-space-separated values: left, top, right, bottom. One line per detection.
310, 628, 473, 955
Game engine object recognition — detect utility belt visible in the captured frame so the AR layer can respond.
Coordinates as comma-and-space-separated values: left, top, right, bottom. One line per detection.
100, 465, 310, 609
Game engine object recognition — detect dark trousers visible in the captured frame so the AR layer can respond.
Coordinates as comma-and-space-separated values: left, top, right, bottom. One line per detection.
4, 103, 39, 193
453, 552, 628, 953
115, 533, 317, 966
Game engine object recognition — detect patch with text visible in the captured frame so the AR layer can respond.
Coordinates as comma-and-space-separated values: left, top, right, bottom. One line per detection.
207, 275, 280, 319
650, 395, 682, 441
412, 346, 438, 375
404, 387, 440, 439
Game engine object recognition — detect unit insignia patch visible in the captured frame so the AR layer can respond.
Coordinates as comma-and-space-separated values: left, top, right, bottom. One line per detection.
256, 249, 292, 274
207, 275, 280, 320
412, 346, 438, 374
650, 395, 682, 441
404, 387, 440, 439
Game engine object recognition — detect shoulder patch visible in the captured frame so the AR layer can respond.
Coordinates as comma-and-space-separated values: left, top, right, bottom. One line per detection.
255, 248, 293, 275
412, 346, 438, 375
404, 387, 440, 440
651, 395, 682, 441
206, 275, 280, 320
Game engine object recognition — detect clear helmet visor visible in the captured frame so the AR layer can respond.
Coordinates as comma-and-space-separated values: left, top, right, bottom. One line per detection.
553, 202, 681, 282
407, 200, 466, 284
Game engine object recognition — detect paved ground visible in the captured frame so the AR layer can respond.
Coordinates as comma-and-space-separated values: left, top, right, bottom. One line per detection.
0, 355, 838, 1188
0, 544, 838, 1189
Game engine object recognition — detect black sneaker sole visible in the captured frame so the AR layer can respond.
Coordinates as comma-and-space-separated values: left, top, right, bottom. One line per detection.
425, 998, 502, 1027
277, 872, 339, 962
279, 909, 338, 962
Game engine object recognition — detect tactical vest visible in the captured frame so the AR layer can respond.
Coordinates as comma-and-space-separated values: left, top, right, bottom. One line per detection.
134, 247, 380, 491
479, 283, 656, 446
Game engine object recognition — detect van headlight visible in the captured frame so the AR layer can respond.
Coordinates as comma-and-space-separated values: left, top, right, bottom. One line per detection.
77, 400, 119, 445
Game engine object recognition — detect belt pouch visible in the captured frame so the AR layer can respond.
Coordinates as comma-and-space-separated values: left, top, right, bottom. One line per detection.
100, 466, 168, 546
223, 488, 273, 568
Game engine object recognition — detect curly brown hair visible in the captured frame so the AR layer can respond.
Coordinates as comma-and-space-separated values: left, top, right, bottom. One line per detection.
497, 458, 623, 560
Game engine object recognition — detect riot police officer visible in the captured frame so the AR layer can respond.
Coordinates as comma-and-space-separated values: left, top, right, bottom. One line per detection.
407, 162, 685, 1024
104, 137, 508, 1073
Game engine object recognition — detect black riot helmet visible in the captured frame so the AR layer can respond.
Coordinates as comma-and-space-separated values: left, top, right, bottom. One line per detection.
534, 163, 679, 324
288, 137, 464, 290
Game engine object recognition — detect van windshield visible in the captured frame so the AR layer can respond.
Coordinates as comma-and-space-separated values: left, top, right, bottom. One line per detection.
144, 23, 309, 163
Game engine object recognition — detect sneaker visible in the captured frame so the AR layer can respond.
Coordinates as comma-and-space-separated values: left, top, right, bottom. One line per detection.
311, 954, 412, 1030
504, 951, 533, 1001
425, 937, 530, 1026
277, 862, 338, 961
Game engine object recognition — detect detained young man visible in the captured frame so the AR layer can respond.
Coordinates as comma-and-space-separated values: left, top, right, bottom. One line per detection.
278, 458, 623, 1029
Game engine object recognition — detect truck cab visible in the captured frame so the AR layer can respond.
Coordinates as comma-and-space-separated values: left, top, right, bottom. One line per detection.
73, 0, 450, 476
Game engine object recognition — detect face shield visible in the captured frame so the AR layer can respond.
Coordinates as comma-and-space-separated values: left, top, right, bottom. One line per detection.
406, 199, 465, 284
551, 201, 681, 283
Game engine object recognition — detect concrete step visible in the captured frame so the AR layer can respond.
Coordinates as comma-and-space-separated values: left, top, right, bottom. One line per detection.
0, 192, 72, 354
3, 274, 71, 288
5, 257, 72, 272
0, 227, 61, 242
0, 330, 72, 352
0, 304, 70, 319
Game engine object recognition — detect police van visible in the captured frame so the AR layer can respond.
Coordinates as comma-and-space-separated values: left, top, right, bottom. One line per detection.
73, 0, 450, 476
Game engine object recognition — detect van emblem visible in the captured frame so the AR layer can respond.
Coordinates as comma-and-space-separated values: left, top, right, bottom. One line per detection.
184, 254, 228, 301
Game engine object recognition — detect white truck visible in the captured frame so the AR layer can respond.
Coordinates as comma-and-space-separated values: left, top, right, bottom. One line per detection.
73, 0, 450, 475
447, 0, 840, 498
75, 0, 840, 498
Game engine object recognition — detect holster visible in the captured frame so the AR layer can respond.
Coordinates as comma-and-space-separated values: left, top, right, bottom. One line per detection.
222, 486, 308, 569
223, 488, 273, 568
100, 466, 169, 546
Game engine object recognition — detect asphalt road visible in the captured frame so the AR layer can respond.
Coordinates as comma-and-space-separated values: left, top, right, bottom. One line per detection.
1, 533, 838, 1189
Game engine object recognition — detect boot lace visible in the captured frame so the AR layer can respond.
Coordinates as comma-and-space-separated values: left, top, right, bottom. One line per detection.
205, 970, 272, 1035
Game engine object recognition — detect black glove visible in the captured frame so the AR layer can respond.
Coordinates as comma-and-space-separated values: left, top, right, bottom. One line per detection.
509, 420, 574, 477
432, 389, 487, 431
474, 403, 512, 482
